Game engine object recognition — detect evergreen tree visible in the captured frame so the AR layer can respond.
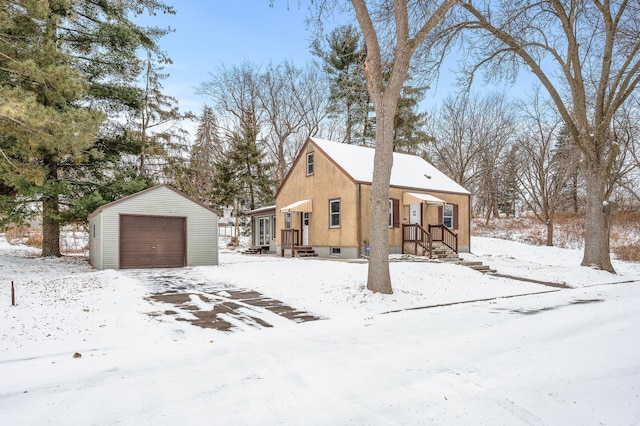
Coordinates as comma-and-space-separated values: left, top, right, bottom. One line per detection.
134, 53, 192, 181
312, 24, 369, 144
0, 0, 174, 256
211, 109, 276, 235
393, 85, 431, 155
182, 105, 224, 206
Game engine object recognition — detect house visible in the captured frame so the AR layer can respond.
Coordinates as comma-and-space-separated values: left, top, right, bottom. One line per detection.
247, 205, 277, 253
88, 184, 218, 269
275, 137, 471, 259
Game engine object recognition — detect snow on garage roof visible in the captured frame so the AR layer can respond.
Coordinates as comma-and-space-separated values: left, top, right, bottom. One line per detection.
310, 137, 470, 195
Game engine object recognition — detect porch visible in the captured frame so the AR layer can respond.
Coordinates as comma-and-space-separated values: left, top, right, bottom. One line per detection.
402, 223, 459, 259
280, 229, 318, 258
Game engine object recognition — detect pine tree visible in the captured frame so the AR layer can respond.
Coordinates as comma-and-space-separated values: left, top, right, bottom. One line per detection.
393, 85, 430, 155
183, 105, 224, 206
312, 24, 369, 144
0, 0, 174, 256
211, 109, 276, 235
135, 53, 192, 181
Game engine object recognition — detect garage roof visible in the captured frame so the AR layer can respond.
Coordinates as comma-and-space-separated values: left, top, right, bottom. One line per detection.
88, 184, 217, 220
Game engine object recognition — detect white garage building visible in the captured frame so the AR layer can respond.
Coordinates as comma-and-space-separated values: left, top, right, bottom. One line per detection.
88, 185, 218, 270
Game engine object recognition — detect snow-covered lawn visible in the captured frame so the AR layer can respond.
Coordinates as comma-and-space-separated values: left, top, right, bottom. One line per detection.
1, 237, 639, 425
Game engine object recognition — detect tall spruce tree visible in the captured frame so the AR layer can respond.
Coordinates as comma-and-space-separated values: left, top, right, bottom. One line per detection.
0, 0, 174, 256
312, 24, 369, 144
183, 105, 224, 206
211, 109, 275, 235
393, 85, 430, 154
135, 53, 192, 181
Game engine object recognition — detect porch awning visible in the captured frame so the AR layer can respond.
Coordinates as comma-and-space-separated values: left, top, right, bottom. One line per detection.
279, 199, 312, 213
403, 192, 446, 206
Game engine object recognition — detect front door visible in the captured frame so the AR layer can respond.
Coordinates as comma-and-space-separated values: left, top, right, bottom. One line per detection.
409, 203, 422, 239
302, 212, 310, 246
258, 217, 270, 245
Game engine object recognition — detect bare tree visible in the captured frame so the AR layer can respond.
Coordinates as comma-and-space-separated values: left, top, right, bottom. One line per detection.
515, 92, 573, 246
268, 1, 454, 292
258, 62, 329, 181
426, 91, 516, 221
198, 62, 263, 137
199, 61, 328, 184
456, 0, 640, 272
348, 0, 456, 294
606, 101, 640, 207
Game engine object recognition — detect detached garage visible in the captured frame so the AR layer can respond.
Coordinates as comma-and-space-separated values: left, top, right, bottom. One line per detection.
88, 185, 218, 270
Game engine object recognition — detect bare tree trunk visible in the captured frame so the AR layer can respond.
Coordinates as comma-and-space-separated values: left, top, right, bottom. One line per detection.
582, 166, 615, 272
349, 0, 455, 294
367, 104, 394, 294
546, 219, 553, 247
572, 172, 579, 214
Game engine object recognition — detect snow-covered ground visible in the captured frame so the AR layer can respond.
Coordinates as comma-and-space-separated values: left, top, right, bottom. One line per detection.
1, 237, 639, 425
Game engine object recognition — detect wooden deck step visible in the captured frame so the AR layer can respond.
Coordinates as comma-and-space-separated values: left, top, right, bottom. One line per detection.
293, 246, 318, 258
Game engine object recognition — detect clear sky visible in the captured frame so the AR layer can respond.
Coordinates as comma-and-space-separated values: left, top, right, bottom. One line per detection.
144, 1, 331, 116
144, 1, 536, 134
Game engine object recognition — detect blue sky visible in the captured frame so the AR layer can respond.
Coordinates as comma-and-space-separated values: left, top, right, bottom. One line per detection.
145, 1, 331, 115
144, 1, 537, 130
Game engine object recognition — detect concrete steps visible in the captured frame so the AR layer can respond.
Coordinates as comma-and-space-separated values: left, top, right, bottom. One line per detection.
431, 243, 496, 274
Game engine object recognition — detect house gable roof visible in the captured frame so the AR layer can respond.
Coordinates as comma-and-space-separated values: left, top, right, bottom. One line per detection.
87, 184, 218, 220
309, 137, 470, 195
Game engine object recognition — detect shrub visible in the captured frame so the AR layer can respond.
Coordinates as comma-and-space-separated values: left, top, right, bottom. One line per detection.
613, 245, 640, 262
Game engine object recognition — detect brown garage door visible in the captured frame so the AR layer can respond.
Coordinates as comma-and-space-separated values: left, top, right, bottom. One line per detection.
120, 215, 186, 269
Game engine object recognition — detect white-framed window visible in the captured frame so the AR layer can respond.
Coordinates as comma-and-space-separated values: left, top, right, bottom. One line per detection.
329, 199, 340, 228
284, 212, 292, 229
443, 204, 454, 228
272, 217, 276, 239
306, 152, 314, 175
388, 198, 399, 228
330, 247, 341, 256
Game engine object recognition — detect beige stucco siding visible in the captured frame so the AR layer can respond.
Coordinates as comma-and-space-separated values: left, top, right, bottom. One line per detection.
89, 186, 218, 269
276, 138, 472, 258
359, 187, 471, 254
276, 143, 358, 249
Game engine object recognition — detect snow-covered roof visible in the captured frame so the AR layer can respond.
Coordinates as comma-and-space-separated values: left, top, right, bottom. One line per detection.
310, 137, 470, 195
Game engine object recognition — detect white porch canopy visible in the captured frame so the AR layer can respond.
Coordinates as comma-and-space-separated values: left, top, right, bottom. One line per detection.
279, 199, 313, 213
403, 192, 446, 206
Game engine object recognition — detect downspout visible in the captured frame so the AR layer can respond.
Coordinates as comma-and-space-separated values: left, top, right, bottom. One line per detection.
468, 193, 472, 252
100, 213, 104, 269
357, 183, 362, 257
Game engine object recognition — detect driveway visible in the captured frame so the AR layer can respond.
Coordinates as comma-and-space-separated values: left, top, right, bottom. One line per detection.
126, 268, 322, 332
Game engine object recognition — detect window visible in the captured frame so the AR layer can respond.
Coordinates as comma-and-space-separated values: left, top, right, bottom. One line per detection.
306, 152, 314, 175
284, 212, 291, 229
329, 199, 340, 228
330, 247, 341, 256
443, 204, 454, 228
388, 198, 400, 228
272, 217, 276, 239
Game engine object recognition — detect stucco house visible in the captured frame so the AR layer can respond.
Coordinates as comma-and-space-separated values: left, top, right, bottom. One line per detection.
275, 137, 471, 259
88, 184, 218, 269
